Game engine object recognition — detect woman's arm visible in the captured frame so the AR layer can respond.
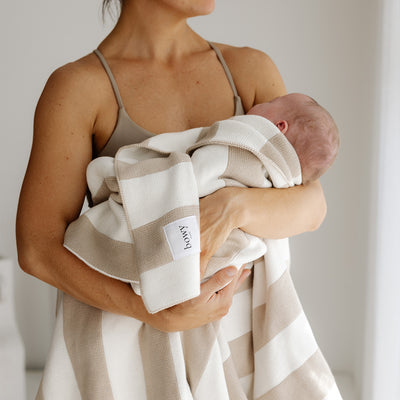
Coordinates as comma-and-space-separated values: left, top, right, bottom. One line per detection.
16, 64, 247, 332
204, 183, 326, 239
198, 183, 326, 271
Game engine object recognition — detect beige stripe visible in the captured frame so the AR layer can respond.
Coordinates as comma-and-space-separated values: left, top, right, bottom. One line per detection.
64, 215, 139, 282
269, 135, 301, 178
259, 138, 290, 179
260, 135, 301, 180
91, 179, 112, 205
186, 125, 220, 155
117, 151, 191, 180
35, 378, 44, 400
223, 147, 269, 188
228, 331, 254, 378
181, 322, 219, 393
105, 175, 119, 192
223, 355, 248, 399
109, 192, 122, 204
63, 294, 114, 400
132, 205, 199, 273
252, 269, 302, 352
256, 350, 336, 400
138, 324, 181, 400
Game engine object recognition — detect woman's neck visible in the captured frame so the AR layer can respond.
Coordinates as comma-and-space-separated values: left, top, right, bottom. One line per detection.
99, 0, 208, 62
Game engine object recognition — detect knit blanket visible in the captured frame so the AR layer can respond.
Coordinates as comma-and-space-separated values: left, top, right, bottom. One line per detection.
43, 115, 343, 400
64, 115, 301, 313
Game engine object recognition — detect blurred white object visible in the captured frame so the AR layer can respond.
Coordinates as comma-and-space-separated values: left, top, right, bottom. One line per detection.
0, 257, 26, 400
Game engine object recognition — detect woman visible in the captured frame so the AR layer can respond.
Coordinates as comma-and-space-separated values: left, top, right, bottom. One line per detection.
16, 0, 327, 397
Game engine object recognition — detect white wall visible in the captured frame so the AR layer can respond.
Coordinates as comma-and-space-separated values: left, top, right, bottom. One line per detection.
1, 0, 382, 396
362, 0, 400, 399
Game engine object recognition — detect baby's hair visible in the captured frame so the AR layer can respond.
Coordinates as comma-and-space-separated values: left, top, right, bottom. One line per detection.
287, 96, 340, 183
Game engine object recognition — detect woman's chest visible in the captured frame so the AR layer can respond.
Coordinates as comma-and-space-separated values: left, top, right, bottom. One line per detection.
93, 57, 242, 149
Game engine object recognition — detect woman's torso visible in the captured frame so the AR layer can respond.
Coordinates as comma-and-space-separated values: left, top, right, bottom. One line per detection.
91, 42, 246, 158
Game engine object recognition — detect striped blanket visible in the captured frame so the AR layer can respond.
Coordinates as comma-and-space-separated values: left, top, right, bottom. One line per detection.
64, 115, 301, 313
37, 115, 342, 400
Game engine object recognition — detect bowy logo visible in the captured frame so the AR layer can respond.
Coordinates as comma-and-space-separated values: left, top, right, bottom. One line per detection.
179, 225, 193, 250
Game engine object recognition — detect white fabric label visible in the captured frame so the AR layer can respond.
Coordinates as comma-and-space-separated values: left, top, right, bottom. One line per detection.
163, 216, 201, 260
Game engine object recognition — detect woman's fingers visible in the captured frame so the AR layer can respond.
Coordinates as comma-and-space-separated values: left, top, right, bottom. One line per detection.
153, 265, 252, 332
200, 266, 237, 297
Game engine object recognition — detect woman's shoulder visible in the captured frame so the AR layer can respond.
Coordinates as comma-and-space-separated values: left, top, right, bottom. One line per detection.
43, 52, 107, 102
36, 52, 112, 132
212, 42, 287, 107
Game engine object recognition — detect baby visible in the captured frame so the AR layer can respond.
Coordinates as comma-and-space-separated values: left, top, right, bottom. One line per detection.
247, 93, 339, 183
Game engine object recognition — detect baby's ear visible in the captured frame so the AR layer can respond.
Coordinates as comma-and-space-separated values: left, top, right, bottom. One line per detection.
276, 120, 289, 134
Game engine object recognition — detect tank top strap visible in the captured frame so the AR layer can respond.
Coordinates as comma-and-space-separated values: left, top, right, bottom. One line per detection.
207, 41, 240, 98
93, 49, 124, 109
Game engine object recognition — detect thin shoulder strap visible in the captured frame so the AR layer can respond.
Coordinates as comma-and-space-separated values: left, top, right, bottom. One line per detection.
208, 41, 239, 97
93, 49, 124, 109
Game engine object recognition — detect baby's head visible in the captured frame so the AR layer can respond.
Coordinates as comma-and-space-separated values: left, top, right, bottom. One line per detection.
247, 93, 339, 183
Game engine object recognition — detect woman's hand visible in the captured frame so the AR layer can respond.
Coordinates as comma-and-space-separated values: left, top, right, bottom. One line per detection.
143, 187, 251, 332
148, 264, 251, 332
198, 187, 243, 276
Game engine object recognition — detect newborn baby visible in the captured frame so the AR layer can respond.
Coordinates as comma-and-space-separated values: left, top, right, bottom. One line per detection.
247, 93, 339, 183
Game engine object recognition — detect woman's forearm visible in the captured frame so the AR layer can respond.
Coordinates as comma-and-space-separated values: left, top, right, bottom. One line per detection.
18, 239, 151, 321
227, 180, 327, 239
18, 237, 242, 332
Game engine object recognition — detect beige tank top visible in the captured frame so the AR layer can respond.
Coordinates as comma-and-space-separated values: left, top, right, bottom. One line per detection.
93, 42, 245, 158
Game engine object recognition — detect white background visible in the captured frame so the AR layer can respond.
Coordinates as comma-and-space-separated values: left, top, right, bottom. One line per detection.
1, 1, 398, 399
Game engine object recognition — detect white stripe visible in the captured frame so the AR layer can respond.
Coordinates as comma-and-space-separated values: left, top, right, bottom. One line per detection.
212, 118, 276, 151
85, 199, 133, 243
119, 161, 198, 228
194, 339, 230, 400
140, 254, 200, 313
263, 238, 291, 287
239, 373, 254, 399
322, 383, 343, 400
254, 312, 318, 397
221, 288, 252, 342
216, 328, 232, 363
40, 299, 81, 399
101, 312, 147, 400
191, 144, 229, 197
86, 156, 115, 196
168, 332, 193, 400
228, 233, 266, 269
231, 115, 280, 143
